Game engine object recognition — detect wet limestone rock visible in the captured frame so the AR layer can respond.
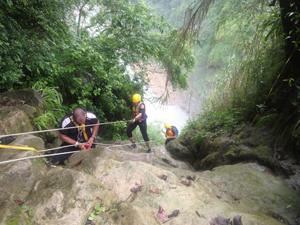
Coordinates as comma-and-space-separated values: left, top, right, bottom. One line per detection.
24, 167, 118, 225
83, 154, 291, 225
0, 200, 33, 225
0, 106, 33, 135
0, 135, 46, 201
0, 88, 46, 114
69, 142, 296, 224
166, 139, 195, 161
201, 163, 300, 223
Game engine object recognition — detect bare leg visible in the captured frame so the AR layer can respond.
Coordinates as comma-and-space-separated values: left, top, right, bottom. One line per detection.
129, 137, 135, 143
146, 141, 151, 150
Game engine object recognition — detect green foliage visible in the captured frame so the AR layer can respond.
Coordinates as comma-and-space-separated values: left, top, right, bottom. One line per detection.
0, 0, 195, 139
182, 108, 246, 138
133, 120, 165, 147
188, 1, 286, 131
21, 205, 34, 217
88, 205, 104, 221
33, 82, 68, 130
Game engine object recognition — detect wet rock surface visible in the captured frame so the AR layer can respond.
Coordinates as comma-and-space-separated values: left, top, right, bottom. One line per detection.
0, 135, 46, 201
1, 141, 299, 225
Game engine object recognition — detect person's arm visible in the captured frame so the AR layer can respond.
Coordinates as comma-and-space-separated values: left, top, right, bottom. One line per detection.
88, 119, 100, 146
59, 133, 86, 150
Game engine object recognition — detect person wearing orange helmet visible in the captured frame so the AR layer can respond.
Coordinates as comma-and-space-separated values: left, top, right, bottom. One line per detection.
127, 94, 151, 153
164, 123, 178, 146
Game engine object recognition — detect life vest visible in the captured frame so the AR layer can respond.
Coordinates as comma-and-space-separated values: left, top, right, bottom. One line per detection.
132, 102, 148, 122
167, 129, 174, 137
70, 114, 89, 142
166, 126, 179, 137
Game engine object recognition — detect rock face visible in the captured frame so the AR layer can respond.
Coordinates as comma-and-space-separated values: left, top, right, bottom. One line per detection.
0, 106, 33, 135
0, 88, 46, 114
0, 139, 299, 224
0, 88, 47, 137
168, 123, 281, 172
0, 135, 46, 201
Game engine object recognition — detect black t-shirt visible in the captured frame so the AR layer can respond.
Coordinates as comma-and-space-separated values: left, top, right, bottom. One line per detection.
59, 111, 98, 143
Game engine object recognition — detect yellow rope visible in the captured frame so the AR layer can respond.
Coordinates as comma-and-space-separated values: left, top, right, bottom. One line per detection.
0, 144, 41, 155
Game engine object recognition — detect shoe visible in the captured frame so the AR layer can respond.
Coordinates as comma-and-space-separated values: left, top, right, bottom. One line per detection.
48, 158, 60, 166
147, 149, 151, 153
130, 143, 137, 149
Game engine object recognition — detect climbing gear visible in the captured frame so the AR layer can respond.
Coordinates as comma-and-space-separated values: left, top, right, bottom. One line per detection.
70, 114, 88, 142
75, 142, 78, 147
130, 143, 137, 148
130, 118, 136, 124
171, 126, 179, 136
132, 102, 147, 122
0, 121, 130, 139
166, 126, 179, 137
0, 144, 41, 155
0, 138, 164, 165
132, 94, 141, 103
165, 124, 171, 129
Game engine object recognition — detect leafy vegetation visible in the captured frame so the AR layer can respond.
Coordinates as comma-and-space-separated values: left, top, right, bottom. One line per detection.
146, 0, 300, 151
0, 0, 195, 139
133, 120, 165, 147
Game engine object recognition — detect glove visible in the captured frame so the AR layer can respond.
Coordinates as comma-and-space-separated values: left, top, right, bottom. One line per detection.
130, 118, 136, 124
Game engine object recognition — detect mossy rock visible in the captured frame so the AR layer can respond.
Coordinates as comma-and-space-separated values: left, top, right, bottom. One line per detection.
0, 135, 47, 201
0, 89, 46, 115
166, 139, 195, 161
0, 106, 33, 135
0, 200, 33, 225
256, 114, 278, 128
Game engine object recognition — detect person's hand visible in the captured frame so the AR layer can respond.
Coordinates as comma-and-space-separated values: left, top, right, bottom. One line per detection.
78, 143, 86, 150
88, 137, 94, 146
130, 118, 136, 124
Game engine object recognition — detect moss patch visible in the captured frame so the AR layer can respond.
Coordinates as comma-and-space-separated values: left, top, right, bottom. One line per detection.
256, 114, 278, 128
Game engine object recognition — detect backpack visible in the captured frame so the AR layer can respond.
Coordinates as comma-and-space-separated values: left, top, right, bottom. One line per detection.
171, 126, 179, 136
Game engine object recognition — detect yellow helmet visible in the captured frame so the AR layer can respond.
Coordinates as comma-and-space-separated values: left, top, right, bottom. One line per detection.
132, 94, 141, 103
165, 124, 171, 129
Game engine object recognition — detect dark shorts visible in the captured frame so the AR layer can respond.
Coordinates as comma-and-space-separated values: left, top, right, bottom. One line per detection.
127, 119, 149, 142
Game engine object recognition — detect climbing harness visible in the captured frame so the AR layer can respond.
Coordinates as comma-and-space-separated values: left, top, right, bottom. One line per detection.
70, 114, 89, 142
0, 120, 130, 139
132, 102, 147, 122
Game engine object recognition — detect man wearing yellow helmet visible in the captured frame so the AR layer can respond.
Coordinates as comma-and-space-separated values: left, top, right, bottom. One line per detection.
165, 124, 178, 146
127, 94, 151, 153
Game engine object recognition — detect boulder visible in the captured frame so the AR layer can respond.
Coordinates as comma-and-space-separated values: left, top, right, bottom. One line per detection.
24, 167, 118, 225
0, 135, 46, 201
166, 140, 195, 161
0, 106, 33, 135
201, 163, 300, 223
0, 199, 33, 225
0, 89, 46, 114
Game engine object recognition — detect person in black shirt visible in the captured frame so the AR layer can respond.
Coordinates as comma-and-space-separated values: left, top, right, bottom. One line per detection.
50, 108, 99, 165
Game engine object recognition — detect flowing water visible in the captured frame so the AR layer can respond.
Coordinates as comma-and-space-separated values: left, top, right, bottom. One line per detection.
143, 88, 189, 131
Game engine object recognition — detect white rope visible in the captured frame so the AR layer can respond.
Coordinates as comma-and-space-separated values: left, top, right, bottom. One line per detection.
0, 151, 78, 165
0, 139, 164, 165
0, 120, 130, 139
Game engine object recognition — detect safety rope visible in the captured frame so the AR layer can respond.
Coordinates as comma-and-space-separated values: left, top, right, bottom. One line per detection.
0, 144, 41, 155
0, 139, 164, 165
0, 120, 130, 139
